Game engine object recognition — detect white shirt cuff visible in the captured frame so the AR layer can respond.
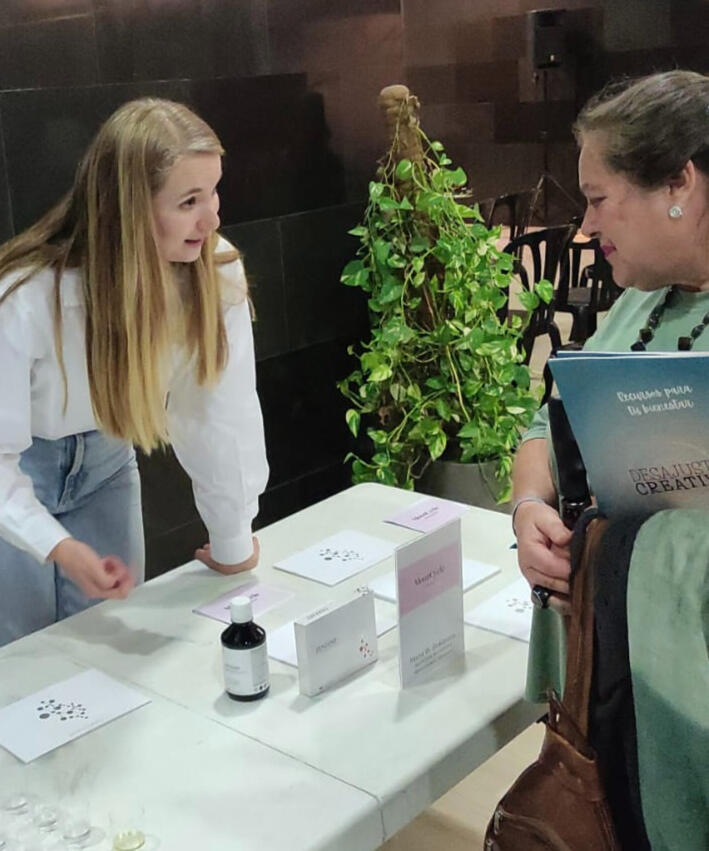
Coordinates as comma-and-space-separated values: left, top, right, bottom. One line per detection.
29, 516, 72, 564
209, 527, 254, 566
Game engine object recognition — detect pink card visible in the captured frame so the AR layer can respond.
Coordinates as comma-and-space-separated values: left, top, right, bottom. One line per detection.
384, 497, 467, 534
193, 581, 293, 625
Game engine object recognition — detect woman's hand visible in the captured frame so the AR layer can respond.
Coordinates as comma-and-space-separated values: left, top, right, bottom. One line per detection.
49, 538, 135, 600
195, 537, 260, 575
515, 501, 573, 612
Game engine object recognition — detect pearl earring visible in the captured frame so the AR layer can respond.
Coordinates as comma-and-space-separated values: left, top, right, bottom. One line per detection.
668, 205, 683, 219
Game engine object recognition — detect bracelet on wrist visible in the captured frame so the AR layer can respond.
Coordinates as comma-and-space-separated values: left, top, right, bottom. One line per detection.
511, 496, 549, 536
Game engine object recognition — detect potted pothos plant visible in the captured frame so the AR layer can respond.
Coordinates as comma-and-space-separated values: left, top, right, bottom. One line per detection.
338, 85, 553, 504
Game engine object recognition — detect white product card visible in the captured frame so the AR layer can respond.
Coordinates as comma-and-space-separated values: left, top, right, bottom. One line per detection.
294, 590, 378, 696
368, 557, 500, 603
396, 519, 465, 688
0, 669, 150, 763
464, 577, 533, 642
268, 607, 397, 668
273, 530, 395, 585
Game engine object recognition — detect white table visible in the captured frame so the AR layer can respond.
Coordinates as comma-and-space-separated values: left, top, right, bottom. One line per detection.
0, 483, 539, 850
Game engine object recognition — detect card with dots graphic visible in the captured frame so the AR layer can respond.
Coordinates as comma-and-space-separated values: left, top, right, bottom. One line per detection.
0, 669, 150, 763
274, 530, 396, 586
464, 577, 534, 642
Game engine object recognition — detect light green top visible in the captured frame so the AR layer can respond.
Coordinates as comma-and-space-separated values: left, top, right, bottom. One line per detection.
523, 285, 709, 702
628, 510, 709, 849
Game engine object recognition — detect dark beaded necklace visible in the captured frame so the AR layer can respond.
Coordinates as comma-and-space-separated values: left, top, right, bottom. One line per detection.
631, 285, 709, 351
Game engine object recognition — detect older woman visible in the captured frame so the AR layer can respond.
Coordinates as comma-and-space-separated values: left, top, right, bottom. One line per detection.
513, 70, 709, 621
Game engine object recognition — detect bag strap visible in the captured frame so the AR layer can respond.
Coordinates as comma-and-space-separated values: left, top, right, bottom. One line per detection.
562, 512, 608, 738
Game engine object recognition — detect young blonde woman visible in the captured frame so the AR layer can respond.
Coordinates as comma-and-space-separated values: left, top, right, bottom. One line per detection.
0, 98, 269, 646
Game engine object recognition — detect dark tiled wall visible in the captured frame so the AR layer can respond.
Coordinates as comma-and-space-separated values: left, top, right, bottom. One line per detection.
1, 0, 707, 576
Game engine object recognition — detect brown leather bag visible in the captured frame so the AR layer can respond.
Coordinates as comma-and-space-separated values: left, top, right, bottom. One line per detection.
483, 517, 622, 850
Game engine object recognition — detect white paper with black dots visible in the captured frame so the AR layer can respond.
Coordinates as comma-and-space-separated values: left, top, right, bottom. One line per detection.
273, 530, 396, 585
0, 669, 150, 763
464, 577, 533, 642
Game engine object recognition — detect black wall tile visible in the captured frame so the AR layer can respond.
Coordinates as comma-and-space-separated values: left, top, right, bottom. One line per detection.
256, 463, 351, 530
494, 100, 576, 144
0, 109, 13, 242
0, 14, 99, 91
406, 61, 519, 107
672, 2, 709, 46
201, 0, 270, 80
96, 0, 269, 84
268, 0, 400, 74
145, 518, 207, 580
1, 81, 190, 232
256, 340, 359, 487
403, 0, 516, 69
137, 448, 199, 540
0, 0, 91, 27
279, 203, 368, 351
461, 140, 544, 203
221, 220, 288, 362
493, 15, 527, 62
189, 76, 346, 224
96, 0, 209, 83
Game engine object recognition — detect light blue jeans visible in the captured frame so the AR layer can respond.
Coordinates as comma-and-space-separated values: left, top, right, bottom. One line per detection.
0, 431, 144, 646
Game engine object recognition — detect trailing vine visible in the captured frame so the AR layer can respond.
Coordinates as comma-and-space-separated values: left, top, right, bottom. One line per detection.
339, 86, 552, 499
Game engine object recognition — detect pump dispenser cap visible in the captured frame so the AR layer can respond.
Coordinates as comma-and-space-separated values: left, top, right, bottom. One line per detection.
230, 595, 253, 624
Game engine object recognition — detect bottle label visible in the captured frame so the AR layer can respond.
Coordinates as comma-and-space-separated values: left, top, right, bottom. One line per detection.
222, 645, 270, 696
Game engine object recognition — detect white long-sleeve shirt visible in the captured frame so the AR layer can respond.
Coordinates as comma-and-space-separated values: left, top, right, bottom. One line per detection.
0, 239, 269, 565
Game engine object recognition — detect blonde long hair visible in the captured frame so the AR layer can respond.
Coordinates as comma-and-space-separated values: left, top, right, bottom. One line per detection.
0, 98, 234, 452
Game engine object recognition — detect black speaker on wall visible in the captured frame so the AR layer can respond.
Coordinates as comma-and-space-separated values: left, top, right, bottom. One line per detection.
528, 8, 566, 69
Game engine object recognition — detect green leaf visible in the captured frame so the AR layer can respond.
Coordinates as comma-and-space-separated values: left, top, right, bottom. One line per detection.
378, 196, 400, 211
345, 408, 360, 436
390, 382, 405, 402
369, 181, 384, 200
428, 430, 447, 460
380, 281, 404, 303
374, 239, 391, 265
409, 235, 429, 254
448, 166, 467, 186
518, 290, 540, 311
434, 398, 452, 420
457, 422, 479, 438
341, 259, 364, 279
535, 278, 554, 303
430, 140, 444, 152
425, 376, 446, 390
370, 364, 393, 382
395, 159, 413, 180
347, 225, 368, 237
367, 429, 389, 445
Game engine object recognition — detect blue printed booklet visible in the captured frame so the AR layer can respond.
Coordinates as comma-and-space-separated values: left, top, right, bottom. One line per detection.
549, 350, 709, 516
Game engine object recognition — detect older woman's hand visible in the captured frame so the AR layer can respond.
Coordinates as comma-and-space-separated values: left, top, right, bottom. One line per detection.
515, 500, 573, 598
